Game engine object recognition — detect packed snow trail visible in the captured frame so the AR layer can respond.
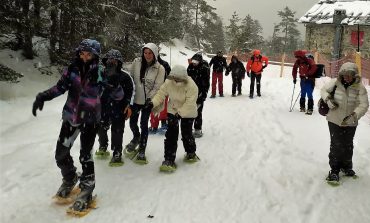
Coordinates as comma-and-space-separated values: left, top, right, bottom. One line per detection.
1, 48, 370, 223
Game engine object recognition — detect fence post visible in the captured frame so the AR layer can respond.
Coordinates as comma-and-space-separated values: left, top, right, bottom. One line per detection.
280, 53, 285, 78
355, 51, 362, 76
314, 51, 319, 64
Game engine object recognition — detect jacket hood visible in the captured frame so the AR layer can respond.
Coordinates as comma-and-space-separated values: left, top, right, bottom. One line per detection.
294, 50, 306, 58
338, 62, 361, 83
142, 43, 159, 61
231, 55, 240, 62
191, 53, 203, 62
253, 49, 261, 56
167, 65, 188, 82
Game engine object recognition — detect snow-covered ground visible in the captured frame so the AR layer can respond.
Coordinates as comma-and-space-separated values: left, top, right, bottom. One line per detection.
1, 45, 370, 223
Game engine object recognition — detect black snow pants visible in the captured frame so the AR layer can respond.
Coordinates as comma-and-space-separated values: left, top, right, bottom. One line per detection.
250, 72, 262, 96
194, 102, 204, 131
328, 121, 357, 171
55, 121, 98, 188
164, 114, 196, 162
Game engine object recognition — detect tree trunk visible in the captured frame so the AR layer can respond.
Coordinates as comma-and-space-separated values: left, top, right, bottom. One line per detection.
33, 0, 42, 36
49, 0, 59, 63
21, 0, 34, 59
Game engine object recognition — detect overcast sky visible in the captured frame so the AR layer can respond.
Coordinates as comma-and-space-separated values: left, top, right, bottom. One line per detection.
205, 0, 319, 38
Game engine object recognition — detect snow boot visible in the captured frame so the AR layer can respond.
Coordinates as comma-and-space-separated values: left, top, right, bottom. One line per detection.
55, 173, 79, 198
219, 94, 224, 97
305, 109, 313, 115
249, 94, 253, 99
326, 170, 340, 186
210, 95, 216, 98
183, 153, 200, 163
124, 137, 140, 159
109, 152, 124, 167
193, 129, 203, 138
237, 92, 242, 96
134, 150, 148, 165
341, 168, 356, 177
68, 184, 95, 214
231, 94, 236, 97
159, 160, 177, 172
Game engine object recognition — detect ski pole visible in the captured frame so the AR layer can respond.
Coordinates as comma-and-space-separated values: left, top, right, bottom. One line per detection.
290, 92, 301, 112
289, 84, 296, 112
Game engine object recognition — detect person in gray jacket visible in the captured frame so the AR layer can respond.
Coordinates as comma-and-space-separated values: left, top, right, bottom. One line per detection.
124, 43, 166, 164
320, 62, 369, 184
146, 65, 199, 172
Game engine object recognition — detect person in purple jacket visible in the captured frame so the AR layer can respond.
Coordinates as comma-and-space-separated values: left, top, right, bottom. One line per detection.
32, 39, 105, 212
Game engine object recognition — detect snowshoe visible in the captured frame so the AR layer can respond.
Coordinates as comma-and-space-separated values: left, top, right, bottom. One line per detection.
95, 146, 110, 159
123, 138, 140, 159
53, 187, 81, 205
53, 173, 80, 203
159, 160, 177, 173
193, 129, 203, 138
326, 170, 340, 186
183, 153, 200, 163
134, 152, 148, 165
305, 109, 313, 115
341, 169, 358, 178
109, 152, 124, 167
66, 189, 97, 217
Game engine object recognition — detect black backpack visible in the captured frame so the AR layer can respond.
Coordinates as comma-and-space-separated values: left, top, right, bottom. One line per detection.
314, 64, 326, 78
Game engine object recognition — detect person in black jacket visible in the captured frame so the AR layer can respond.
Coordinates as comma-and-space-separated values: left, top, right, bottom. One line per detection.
95, 49, 134, 166
209, 50, 227, 98
226, 55, 246, 96
187, 53, 210, 138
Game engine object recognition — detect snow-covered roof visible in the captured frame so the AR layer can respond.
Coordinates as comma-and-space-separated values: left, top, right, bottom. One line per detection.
299, 0, 370, 25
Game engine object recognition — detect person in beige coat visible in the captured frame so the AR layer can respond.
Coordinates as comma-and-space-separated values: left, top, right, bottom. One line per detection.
124, 43, 166, 164
146, 65, 199, 172
320, 62, 369, 184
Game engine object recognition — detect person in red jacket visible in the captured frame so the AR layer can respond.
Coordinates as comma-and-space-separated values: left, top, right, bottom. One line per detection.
246, 49, 268, 98
292, 50, 317, 115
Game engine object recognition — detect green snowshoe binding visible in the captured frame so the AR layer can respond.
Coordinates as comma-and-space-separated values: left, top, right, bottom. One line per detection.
133, 152, 148, 165
159, 160, 177, 173
109, 152, 124, 167
326, 170, 340, 186
95, 146, 110, 159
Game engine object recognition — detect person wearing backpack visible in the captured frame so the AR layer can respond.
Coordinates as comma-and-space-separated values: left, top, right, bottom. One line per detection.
226, 55, 246, 96
320, 62, 368, 185
292, 50, 317, 115
246, 49, 268, 98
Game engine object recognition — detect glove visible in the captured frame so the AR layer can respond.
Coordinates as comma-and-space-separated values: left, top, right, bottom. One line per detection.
293, 79, 297, 84
262, 65, 267, 69
32, 93, 45, 117
247, 72, 250, 77
144, 98, 153, 110
342, 112, 357, 125
326, 97, 338, 110
225, 72, 229, 76
123, 105, 132, 120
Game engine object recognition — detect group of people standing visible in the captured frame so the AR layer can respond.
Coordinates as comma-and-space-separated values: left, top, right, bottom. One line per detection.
31, 38, 368, 212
